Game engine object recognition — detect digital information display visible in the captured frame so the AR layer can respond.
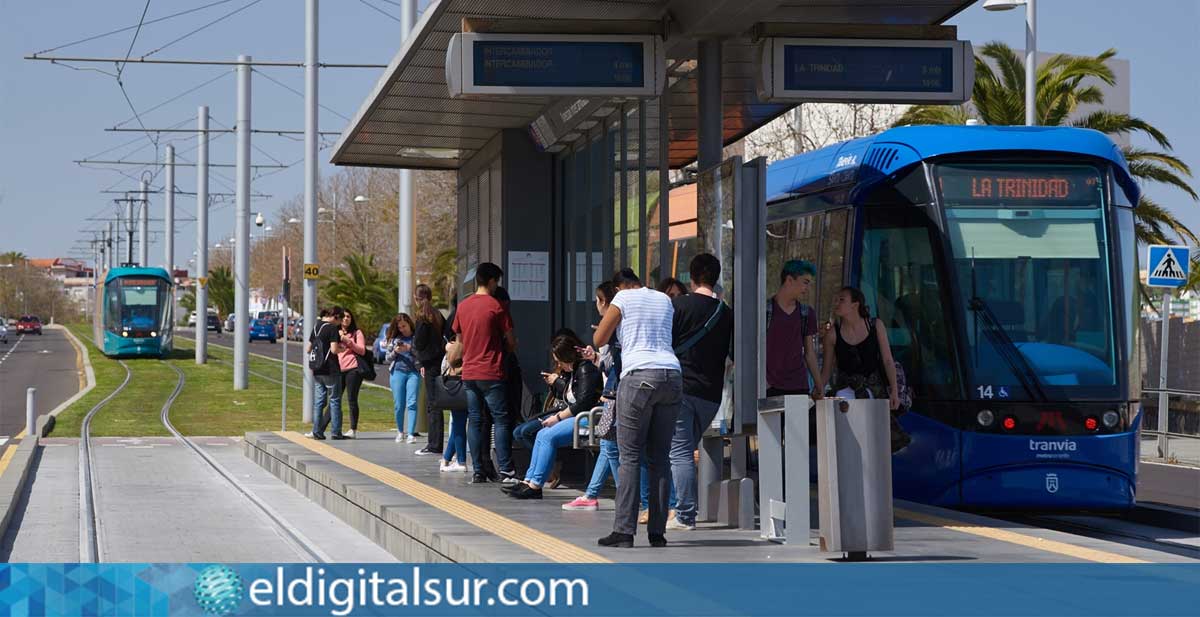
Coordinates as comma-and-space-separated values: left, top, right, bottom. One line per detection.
758, 38, 973, 104
783, 45, 953, 93
937, 165, 1103, 205
447, 33, 664, 97
119, 278, 162, 286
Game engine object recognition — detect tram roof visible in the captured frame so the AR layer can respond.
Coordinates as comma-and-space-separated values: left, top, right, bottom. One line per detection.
105, 266, 173, 284
765, 125, 1140, 205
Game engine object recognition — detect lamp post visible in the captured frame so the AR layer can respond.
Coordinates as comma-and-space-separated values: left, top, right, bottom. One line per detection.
984, 0, 1037, 126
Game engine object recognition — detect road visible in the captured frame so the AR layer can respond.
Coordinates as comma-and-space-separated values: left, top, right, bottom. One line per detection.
180, 328, 394, 388
0, 328, 82, 438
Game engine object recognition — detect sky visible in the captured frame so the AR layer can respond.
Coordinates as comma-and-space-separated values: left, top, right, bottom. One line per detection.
1, 0, 1197, 265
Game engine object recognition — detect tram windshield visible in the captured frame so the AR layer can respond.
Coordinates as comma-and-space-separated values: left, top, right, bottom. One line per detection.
938, 163, 1118, 400
105, 277, 170, 334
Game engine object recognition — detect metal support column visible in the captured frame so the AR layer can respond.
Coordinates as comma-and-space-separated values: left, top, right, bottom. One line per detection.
618, 104, 628, 268
138, 179, 149, 266
697, 39, 723, 170
1025, 0, 1037, 126
637, 100, 648, 277
164, 145, 175, 272
233, 54, 252, 390
196, 106, 210, 365
303, 0, 318, 421
397, 0, 417, 312
126, 198, 135, 265
107, 222, 114, 269
1157, 291, 1171, 457
657, 77, 670, 280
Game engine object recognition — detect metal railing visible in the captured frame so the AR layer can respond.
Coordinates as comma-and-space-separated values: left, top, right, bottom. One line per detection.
1139, 388, 1200, 467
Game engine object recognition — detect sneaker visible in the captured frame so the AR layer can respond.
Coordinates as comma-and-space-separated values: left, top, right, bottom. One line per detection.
648, 533, 668, 548
395, 433, 405, 443
303, 431, 314, 438
470, 473, 489, 484
562, 496, 599, 511
415, 447, 440, 456
441, 462, 467, 473
406, 435, 417, 444
311, 433, 326, 441
637, 509, 650, 525
665, 517, 695, 531
331, 434, 349, 440
499, 472, 520, 486
597, 532, 633, 548
509, 483, 543, 500
345, 429, 356, 438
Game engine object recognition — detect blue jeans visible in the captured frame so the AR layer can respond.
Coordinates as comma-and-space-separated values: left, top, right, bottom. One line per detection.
443, 409, 468, 465
670, 394, 721, 525
390, 369, 421, 435
640, 457, 677, 510
585, 438, 620, 498
313, 374, 343, 437
465, 380, 514, 475
513, 417, 544, 450
525, 416, 580, 486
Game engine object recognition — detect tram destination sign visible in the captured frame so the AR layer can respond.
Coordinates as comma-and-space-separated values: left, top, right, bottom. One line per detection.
447, 33, 664, 97
937, 165, 1103, 206
758, 38, 974, 104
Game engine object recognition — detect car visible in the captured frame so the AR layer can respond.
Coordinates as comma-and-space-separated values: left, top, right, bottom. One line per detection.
287, 318, 305, 341
206, 314, 222, 333
187, 311, 198, 327
372, 323, 391, 364
0, 322, 8, 344
17, 315, 42, 335
249, 318, 278, 343
224, 313, 236, 333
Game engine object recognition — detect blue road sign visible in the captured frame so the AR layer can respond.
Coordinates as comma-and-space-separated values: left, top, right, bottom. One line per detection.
1147, 245, 1190, 288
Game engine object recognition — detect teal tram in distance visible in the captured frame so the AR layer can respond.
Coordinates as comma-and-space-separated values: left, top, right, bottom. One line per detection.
93, 266, 175, 357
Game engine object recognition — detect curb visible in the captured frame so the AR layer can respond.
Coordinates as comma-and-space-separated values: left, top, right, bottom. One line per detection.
0, 416, 52, 544
49, 325, 97, 418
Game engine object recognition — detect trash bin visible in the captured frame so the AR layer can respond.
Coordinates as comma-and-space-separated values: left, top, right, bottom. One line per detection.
816, 397, 893, 559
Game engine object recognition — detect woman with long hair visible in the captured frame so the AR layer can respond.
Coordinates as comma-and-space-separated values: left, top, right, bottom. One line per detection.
412, 284, 446, 455
334, 309, 366, 438
385, 313, 422, 443
819, 286, 900, 410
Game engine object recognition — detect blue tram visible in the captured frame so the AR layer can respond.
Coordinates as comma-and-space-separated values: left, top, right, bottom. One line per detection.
93, 266, 175, 357
764, 125, 1141, 510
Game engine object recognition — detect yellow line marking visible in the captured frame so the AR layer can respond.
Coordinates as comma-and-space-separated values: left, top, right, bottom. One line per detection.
275, 431, 611, 564
0, 445, 17, 478
14, 429, 25, 440
896, 507, 1147, 563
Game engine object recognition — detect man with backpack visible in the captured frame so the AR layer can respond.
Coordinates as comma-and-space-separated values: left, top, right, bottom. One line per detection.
766, 260, 824, 398
307, 306, 345, 440
667, 254, 733, 531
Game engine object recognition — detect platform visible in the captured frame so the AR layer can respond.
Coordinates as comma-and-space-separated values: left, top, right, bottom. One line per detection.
244, 431, 1190, 564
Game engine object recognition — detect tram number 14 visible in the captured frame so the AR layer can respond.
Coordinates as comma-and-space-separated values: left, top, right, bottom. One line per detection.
976, 385, 1010, 400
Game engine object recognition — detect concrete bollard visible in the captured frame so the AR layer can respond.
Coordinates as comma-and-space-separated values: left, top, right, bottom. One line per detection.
26, 387, 36, 439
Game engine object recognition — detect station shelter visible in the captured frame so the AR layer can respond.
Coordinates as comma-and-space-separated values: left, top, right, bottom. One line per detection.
331, 0, 976, 524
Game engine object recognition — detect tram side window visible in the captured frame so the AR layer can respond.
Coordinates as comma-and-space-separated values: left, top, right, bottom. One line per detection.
859, 208, 960, 399
105, 284, 121, 332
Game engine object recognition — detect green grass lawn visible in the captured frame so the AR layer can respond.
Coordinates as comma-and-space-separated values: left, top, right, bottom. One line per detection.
52, 325, 403, 437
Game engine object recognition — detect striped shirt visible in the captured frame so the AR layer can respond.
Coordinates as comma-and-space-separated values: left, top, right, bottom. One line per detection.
610, 287, 680, 377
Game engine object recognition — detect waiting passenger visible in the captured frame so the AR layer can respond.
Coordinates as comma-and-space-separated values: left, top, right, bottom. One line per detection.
385, 313, 421, 443
440, 337, 468, 473
820, 286, 900, 410
307, 307, 344, 440
668, 253, 733, 531
317, 309, 366, 439
507, 334, 602, 500
594, 268, 681, 548
657, 277, 688, 299
412, 284, 446, 456
766, 260, 824, 398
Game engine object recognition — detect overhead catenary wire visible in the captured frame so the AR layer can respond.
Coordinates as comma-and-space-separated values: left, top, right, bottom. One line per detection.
357, 0, 402, 23
254, 69, 352, 122
140, 0, 268, 59
118, 1, 153, 79
113, 70, 232, 129
33, 0, 241, 56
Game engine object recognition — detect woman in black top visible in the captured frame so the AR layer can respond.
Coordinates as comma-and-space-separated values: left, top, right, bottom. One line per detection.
412, 284, 446, 455
819, 286, 900, 411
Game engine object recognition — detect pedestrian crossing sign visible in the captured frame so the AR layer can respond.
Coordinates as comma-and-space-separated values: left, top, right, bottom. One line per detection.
1147, 245, 1190, 288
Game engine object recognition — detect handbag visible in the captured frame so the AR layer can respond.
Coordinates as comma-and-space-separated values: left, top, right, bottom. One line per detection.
431, 373, 469, 411
356, 352, 377, 381
595, 399, 617, 441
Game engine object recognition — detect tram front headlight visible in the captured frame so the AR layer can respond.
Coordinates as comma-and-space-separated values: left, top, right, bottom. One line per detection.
121, 331, 128, 337
150, 331, 157, 337
976, 409, 995, 428
1102, 410, 1120, 429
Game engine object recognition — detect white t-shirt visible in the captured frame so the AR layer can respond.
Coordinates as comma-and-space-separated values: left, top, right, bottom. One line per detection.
610, 287, 680, 377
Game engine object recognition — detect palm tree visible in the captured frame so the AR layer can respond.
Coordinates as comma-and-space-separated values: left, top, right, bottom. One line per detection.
321, 253, 397, 336
0, 251, 27, 266
895, 42, 1197, 252
207, 266, 235, 317
430, 249, 457, 309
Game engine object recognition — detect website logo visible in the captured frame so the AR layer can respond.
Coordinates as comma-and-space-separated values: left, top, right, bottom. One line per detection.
195, 564, 245, 616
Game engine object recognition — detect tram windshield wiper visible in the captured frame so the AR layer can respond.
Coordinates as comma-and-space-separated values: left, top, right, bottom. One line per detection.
968, 295, 1048, 402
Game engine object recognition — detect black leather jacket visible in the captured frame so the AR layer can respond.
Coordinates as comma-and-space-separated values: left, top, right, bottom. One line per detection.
550, 359, 602, 417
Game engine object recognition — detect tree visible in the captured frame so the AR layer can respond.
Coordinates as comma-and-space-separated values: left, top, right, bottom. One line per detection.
0, 251, 27, 266
321, 253, 397, 337
179, 289, 196, 323
207, 266, 235, 317
430, 248, 457, 308
748, 103, 906, 162
895, 42, 1197, 252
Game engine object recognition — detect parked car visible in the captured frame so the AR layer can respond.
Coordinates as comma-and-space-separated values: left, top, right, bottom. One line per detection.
372, 323, 391, 364
0, 322, 8, 344
249, 318, 278, 343
224, 313, 236, 333
187, 311, 198, 327
287, 318, 304, 341
206, 314, 222, 333
17, 315, 42, 335
256, 311, 283, 337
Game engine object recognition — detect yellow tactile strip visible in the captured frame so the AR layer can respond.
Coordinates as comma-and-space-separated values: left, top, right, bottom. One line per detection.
274, 431, 612, 564
896, 507, 1148, 563
0, 445, 16, 478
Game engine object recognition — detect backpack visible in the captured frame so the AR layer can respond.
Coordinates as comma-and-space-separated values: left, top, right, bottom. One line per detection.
308, 322, 335, 374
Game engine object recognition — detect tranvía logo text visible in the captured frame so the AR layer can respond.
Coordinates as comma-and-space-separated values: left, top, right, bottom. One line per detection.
1028, 439, 1077, 452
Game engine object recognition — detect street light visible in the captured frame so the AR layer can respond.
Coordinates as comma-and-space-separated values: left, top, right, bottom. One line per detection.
983, 0, 1036, 126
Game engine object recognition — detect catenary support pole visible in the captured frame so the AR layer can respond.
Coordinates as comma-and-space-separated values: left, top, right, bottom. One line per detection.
1025, 0, 1037, 126
233, 55, 252, 390
196, 106, 210, 365
126, 198, 135, 265
164, 145, 175, 273
397, 0, 418, 313
303, 0, 318, 422
138, 179, 149, 266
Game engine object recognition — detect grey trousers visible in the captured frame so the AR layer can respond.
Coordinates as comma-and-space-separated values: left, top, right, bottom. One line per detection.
613, 368, 682, 536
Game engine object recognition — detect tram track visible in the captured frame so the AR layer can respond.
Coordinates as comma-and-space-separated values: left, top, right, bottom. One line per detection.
78, 359, 328, 563
1006, 513, 1200, 560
